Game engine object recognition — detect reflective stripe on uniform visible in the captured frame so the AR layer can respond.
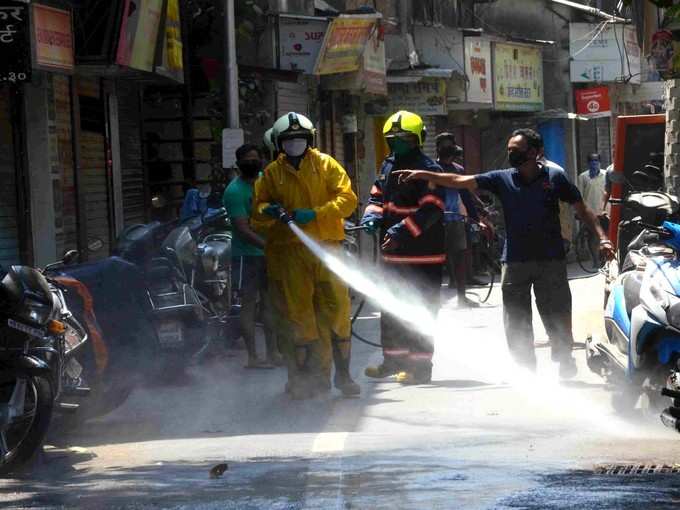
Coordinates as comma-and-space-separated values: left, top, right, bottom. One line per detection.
404, 217, 422, 237
384, 202, 419, 216
382, 254, 446, 264
383, 349, 410, 356
419, 194, 445, 210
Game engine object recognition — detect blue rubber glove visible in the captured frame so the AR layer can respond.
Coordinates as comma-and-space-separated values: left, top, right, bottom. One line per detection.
293, 208, 316, 225
263, 203, 282, 218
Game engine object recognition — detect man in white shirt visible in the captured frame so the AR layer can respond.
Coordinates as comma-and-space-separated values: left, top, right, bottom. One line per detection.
577, 153, 608, 266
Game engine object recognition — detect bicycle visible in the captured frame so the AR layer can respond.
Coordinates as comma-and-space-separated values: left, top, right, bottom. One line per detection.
574, 218, 605, 274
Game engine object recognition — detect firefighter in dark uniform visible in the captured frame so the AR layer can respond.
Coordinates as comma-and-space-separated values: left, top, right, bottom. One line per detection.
361, 111, 447, 384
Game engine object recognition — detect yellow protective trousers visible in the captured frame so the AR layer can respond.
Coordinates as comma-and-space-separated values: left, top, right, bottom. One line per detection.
267, 242, 351, 377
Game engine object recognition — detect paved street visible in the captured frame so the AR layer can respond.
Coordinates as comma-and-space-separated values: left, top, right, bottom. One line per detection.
3, 267, 680, 509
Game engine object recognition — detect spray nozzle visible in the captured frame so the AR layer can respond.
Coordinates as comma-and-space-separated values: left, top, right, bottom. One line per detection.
276, 207, 293, 224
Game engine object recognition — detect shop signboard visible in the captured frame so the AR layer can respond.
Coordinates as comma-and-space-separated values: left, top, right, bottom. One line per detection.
464, 37, 492, 104
493, 43, 543, 112
154, 0, 184, 83
278, 15, 328, 74
575, 86, 611, 118
32, 4, 74, 72
0, 0, 30, 82
314, 15, 375, 75
116, 0, 164, 72
569, 23, 640, 84
387, 80, 447, 116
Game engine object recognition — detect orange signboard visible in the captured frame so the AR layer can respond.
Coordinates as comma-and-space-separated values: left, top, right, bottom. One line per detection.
32, 4, 74, 72
314, 16, 375, 75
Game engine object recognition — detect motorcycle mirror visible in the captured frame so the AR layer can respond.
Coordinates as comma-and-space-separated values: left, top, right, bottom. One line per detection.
62, 250, 80, 265
87, 238, 104, 252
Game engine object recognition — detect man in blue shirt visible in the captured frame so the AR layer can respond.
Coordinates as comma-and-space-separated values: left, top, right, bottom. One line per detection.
396, 128, 615, 377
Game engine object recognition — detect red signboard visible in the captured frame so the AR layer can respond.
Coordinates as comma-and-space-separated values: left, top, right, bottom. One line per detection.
575, 86, 611, 118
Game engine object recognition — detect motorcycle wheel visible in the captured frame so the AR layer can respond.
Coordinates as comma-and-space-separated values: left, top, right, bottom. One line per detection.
0, 375, 53, 474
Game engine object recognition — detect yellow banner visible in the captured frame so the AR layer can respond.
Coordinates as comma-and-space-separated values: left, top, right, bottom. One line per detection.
493, 43, 543, 112
314, 17, 375, 75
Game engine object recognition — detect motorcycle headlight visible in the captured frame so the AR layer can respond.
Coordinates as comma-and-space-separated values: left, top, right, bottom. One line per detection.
19, 297, 53, 325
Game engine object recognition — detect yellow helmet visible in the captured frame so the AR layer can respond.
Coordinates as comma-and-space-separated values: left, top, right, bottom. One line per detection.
383, 110, 426, 146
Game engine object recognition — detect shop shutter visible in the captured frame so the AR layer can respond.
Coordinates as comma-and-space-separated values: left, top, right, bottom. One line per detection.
117, 81, 145, 226
276, 80, 309, 117
78, 79, 112, 259
0, 87, 19, 268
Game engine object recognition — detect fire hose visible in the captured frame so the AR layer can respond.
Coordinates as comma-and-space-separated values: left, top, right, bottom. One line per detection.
273, 205, 384, 349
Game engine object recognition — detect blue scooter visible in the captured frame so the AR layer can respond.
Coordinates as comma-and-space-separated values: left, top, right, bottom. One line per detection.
587, 218, 680, 431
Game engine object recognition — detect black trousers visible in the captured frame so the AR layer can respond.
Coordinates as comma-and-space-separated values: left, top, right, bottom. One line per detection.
501, 259, 574, 369
380, 263, 442, 376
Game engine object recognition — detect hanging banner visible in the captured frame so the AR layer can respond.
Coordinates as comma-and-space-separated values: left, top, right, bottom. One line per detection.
116, 0, 164, 72
278, 15, 328, 74
154, 0, 184, 83
387, 80, 447, 116
314, 16, 375, 75
360, 21, 386, 95
0, 0, 31, 82
493, 43, 543, 112
464, 37, 492, 104
32, 4, 74, 72
575, 86, 611, 118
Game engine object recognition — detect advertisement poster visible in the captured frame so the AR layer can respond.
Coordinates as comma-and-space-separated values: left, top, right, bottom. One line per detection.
155, 0, 184, 83
116, 0, 164, 72
569, 23, 640, 84
493, 43, 543, 112
575, 86, 611, 118
314, 16, 375, 75
464, 37, 492, 104
387, 80, 447, 116
278, 15, 327, 74
360, 21, 386, 95
32, 4, 74, 72
0, 1, 31, 82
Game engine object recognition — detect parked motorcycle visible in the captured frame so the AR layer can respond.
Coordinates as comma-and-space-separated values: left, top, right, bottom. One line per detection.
586, 218, 680, 431
0, 251, 89, 473
114, 210, 231, 357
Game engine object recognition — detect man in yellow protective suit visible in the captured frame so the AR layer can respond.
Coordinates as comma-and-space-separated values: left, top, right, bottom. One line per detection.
253, 112, 360, 399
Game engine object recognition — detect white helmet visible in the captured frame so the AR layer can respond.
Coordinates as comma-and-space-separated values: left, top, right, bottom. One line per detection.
263, 128, 276, 153
272, 112, 315, 147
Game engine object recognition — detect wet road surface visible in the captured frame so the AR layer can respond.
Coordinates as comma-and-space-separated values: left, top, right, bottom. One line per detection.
3, 269, 680, 509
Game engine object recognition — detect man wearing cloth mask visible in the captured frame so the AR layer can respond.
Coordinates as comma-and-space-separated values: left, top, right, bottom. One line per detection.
253, 112, 360, 399
223, 144, 281, 368
577, 153, 609, 266
395, 128, 615, 377
361, 111, 446, 385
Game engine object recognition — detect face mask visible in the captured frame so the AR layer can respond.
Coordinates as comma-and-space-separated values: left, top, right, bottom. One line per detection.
282, 138, 308, 158
588, 160, 601, 177
388, 137, 415, 158
508, 150, 529, 168
438, 145, 458, 160
238, 159, 262, 178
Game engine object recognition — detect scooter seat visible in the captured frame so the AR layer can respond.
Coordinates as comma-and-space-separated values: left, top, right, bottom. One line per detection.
622, 271, 644, 317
